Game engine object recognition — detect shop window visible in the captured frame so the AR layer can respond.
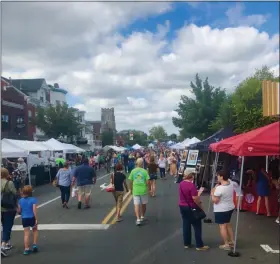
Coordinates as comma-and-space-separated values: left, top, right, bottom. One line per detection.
28, 110, 32, 118
1, 114, 10, 130
16, 116, 24, 124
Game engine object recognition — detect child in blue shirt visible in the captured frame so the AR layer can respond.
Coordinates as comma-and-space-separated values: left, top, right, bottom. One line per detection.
18, 185, 39, 255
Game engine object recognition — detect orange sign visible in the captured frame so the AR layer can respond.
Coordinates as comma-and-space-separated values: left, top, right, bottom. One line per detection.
262, 80, 279, 117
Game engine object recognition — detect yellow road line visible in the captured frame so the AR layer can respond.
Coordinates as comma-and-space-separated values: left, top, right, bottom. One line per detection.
101, 192, 130, 224
110, 194, 133, 225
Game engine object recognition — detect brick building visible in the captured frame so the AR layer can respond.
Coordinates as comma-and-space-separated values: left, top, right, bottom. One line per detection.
1, 78, 31, 140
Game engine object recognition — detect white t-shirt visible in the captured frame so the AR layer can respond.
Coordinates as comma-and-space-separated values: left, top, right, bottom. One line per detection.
230, 180, 243, 196
158, 158, 166, 168
213, 182, 235, 212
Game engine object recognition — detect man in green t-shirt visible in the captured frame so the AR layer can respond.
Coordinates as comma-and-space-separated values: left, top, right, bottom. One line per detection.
128, 158, 150, 226
55, 155, 65, 168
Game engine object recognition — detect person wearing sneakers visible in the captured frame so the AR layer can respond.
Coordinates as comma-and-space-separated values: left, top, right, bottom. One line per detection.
129, 158, 150, 226
211, 170, 235, 251
179, 172, 209, 251
18, 185, 39, 255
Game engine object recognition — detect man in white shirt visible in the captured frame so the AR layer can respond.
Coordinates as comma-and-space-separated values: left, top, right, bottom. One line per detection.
17, 157, 27, 186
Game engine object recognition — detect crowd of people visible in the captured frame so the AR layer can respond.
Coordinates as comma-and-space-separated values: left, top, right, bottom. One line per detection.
1, 147, 280, 257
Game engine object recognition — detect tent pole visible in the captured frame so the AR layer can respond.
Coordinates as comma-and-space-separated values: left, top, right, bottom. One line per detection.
204, 152, 219, 223
200, 151, 210, 187
265, 156, 268, 172
27, 155, 31, 187
228, 156, 245, 257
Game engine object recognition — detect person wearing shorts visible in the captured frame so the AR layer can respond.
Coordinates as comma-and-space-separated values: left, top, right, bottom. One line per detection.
18, 185, 39, 255
147, 156, 158, 197
72, 159, 96, 209
211, 170, 235, 251
129, 158, 150, 226
112, 163, 129, 222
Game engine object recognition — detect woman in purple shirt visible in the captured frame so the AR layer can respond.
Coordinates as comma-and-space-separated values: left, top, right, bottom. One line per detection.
179, 172, 209, 251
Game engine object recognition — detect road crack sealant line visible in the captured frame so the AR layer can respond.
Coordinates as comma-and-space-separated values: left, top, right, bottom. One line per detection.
15, 172, 112, 219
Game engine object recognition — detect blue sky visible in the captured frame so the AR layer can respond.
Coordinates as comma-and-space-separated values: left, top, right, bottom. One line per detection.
66, 1, 279, 107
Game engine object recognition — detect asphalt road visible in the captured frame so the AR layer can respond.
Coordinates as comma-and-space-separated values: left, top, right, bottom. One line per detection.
3, 171, 279, 264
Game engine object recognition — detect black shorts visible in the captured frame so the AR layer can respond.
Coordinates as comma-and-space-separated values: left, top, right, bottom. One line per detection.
214, 210, 234, 224
22, 217, 36, 228
149, 174, 158, 180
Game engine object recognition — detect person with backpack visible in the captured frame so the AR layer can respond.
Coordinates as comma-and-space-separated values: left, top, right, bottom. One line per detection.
1, 168, 17, 257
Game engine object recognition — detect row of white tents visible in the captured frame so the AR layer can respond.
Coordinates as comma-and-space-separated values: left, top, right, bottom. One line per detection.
170, 137, 200, 150
1, 138, 85, 158
103, 144, 143, 152
2, 138, 87, 186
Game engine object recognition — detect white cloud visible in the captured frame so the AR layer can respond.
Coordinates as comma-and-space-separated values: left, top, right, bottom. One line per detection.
270, 65, 280, 77
2, 2, 279, 134
226, 3, 269, 27
127, 97, 148, 109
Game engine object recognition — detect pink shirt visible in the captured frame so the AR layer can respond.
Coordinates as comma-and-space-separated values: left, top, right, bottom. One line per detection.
178, 181, 198, 208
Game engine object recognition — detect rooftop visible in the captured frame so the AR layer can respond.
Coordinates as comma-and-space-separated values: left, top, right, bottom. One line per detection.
48, 85, 68, 95
7, 78, 46, 95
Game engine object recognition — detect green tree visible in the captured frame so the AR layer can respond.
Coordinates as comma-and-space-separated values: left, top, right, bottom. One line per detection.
209, 95, 235, 132
101, 130, 114, 146
33, 103, 81, 139
130, 130, 148, 146
232, 66, 277, 133
149, 125, 168, 140
169, 133, 177, 141
173, 74, 226, 139
119, 130, 148, 146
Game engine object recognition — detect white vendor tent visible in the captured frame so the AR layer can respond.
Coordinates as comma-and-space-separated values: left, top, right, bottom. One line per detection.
44, 138, 76, 153
170, 137, 200, 149
103, 145, 127, 152
167, 140, 175, 146
171, 142, 185, 149
1, 140, 28, 158
148, 143, 154, 148
2, 139, 51, 186
186, 137, 200, 147
132, 144, 142, 150
2, 138, 50, 152
63, 143, 85, 153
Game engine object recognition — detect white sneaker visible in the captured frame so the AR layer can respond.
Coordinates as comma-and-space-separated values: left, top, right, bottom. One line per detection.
276, 219, 279, 224
140, 216, 145, 222
136, 219, 141, 226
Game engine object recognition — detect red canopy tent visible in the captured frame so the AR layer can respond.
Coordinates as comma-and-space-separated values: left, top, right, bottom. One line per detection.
208, 121, 280, 257
209, 121, 280, 156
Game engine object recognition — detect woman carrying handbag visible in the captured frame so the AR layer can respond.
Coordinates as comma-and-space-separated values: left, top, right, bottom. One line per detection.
108, 164, 129, 222
178, 172, 209, 251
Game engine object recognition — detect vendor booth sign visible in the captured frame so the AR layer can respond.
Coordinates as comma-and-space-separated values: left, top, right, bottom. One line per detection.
186, 150, 199, 166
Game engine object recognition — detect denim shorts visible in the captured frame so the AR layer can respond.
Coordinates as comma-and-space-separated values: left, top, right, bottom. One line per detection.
149, 174, 158, 180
